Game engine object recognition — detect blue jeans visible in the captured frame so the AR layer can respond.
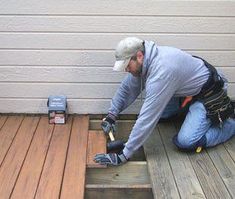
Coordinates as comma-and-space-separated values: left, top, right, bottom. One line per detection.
161, 97, 235, 149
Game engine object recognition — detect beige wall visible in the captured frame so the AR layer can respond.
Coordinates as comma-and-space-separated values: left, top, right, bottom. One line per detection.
0, 0, 234, 113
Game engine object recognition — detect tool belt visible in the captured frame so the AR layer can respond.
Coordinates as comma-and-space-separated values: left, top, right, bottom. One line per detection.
193, 56, 234, 126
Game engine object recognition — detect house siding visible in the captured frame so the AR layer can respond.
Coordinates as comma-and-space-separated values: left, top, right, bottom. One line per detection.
0, 0, 234, 113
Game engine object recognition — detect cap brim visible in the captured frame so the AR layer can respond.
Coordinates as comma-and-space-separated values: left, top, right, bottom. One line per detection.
113, 58, 131, 72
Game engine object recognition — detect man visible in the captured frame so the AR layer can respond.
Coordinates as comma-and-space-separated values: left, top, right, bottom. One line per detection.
94, 37, 235, 166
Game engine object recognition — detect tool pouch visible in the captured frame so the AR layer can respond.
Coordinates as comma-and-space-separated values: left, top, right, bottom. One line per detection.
193, 55, 235, 126
200, 90, 234, 125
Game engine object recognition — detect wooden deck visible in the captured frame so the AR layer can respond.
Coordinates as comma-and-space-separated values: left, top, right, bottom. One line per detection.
0, 115, 235, 199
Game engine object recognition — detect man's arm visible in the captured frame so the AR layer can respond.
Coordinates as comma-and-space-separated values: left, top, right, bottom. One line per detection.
123, 77, 178, 159
108, 73, 143, 116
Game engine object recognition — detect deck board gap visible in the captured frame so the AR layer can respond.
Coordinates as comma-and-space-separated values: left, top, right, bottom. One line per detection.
0, 116, 24, 168
157, 123, 182, 198
0, 116, 8, 131
9, 116, 41, 198
33, 120, 56, 199
58, 116, 74, 199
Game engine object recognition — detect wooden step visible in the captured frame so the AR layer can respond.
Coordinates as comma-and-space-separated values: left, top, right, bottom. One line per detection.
86, 130, 107, 168
85, 161, 153, 199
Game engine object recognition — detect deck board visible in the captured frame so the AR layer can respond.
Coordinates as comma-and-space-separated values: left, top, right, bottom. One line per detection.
0, 116, 23, 165
143, 126, 180, 199
60, 115, 89, 199
0, 116, 39, 199
11, 116, 54, 199
0, 116, 7, 130
0, 115, 234, 198
86, 130, 106, 168
189, 151, 231, 198
207, 145, 235, 198
34, 116, 72, 199
224, 136, 235, 162
158, 122, 205, 199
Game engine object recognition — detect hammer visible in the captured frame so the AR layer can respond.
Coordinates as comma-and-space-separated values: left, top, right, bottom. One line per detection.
107, 130, 125, 153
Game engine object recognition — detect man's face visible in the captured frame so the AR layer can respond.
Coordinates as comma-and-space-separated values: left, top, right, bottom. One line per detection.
125, 51, 144, 77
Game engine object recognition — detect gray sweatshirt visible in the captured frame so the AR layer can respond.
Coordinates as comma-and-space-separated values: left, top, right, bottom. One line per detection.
109, 40, 210, 159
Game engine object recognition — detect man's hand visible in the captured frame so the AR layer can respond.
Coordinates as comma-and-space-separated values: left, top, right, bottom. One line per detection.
94, 152, 128, 166
101, 113, 116, 135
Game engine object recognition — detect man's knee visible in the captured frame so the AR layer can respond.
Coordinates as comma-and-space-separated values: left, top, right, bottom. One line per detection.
172, 134, 207, 151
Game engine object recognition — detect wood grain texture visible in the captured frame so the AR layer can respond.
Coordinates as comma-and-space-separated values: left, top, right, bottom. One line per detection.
0, 116, 39, 199
207, 145, 235, 198
87, 130, 106, 168
144, 127, 180, 199
224, 136, 235, 164
60, 115, 89, 199
0, 116, 24, 164
189, 151, 231, 199
0, 116, 7, 130
86, 161, 149, 184
34, 117, 72, 199
158, 122, 205, 199
11, 116, 54, 199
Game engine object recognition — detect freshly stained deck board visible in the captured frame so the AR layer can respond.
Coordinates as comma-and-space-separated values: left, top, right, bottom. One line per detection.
87, 130, 106, 168
158, 122, 206, 199
0, 116, 39, 199
11, 117, 54, 199
0, 116, 23, 165
34, 116, 72, 199
60, 115, 89, 199
0, 116, 7, 130
143, 127, 180, 199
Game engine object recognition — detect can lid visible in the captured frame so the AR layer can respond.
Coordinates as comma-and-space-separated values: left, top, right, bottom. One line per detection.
48, 95, 67, 111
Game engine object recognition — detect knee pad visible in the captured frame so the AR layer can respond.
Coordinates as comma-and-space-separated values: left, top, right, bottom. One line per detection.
172, 134, 207, 151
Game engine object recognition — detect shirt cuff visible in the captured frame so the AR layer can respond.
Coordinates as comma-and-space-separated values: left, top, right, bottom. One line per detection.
123, 146, 134, 159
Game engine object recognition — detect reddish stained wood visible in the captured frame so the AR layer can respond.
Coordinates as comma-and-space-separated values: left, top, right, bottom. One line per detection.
60, 115, 89, 199
87, 130, 107, 168
0, 116, 39, 199
0, 116, 7, 130
34, 116, 72, 199
11, 116, 54, 199
0, 116, 24, 165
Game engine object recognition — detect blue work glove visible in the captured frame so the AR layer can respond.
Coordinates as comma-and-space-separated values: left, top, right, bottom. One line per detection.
94, 152, 128, 166
101, 113, 116, 135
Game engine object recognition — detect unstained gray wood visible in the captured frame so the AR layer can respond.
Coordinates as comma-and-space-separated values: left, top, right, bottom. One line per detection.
158, 122, 205, 199
189, 151, 232, 199
207, 145, 235, 198
144, 127, 180, 199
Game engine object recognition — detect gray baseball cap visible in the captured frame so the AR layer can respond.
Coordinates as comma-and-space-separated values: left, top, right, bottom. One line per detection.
113, 37, 144, 71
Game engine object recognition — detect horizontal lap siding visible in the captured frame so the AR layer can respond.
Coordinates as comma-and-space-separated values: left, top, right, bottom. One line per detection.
0, 0, 234, 113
